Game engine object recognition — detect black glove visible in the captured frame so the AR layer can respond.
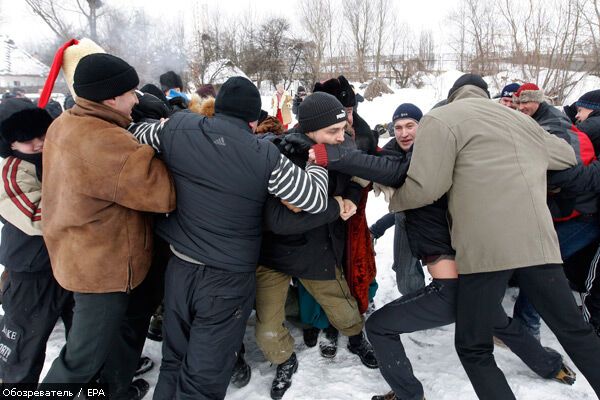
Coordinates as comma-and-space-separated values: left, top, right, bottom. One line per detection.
280, 133, 315, 154
374, 123, 387, 137
132, 93, 171, 122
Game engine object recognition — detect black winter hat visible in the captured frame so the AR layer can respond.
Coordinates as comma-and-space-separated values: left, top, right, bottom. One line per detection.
577, 89, 600, 111
392, 103, 423, 123
159, 71, 183, 91
74, 53, 139, 102
214, 76, 262, 122
132, 92, 171, 123
140, 83, 169, 106
0, 98, 53, 157
313, 75, 356, 107
298, 92, 347, 133
447, 73, 490, 99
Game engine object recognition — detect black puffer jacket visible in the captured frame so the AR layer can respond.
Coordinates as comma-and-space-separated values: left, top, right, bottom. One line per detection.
322, 139, 454, 259
0, 217, 51, 275
259, 133, 362, 280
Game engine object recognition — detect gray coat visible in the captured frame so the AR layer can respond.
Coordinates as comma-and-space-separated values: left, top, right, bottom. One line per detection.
389, 85, 577, 274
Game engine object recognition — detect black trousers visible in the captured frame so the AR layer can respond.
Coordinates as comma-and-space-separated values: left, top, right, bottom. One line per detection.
455, 264, 600, 400
0, 271, 73, 383
153, 256, 255, 400
41, 257, 164, 400
366, 278, 561, 400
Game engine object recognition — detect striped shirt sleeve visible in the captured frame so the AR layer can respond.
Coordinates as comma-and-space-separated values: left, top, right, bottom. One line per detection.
128, 120, 167, 153
268, 154, 328, 214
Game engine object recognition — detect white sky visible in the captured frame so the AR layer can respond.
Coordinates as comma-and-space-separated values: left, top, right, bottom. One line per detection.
0, 0, 457, 50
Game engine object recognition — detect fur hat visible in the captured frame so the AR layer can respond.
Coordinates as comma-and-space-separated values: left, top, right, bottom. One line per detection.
0, 98, 53, 157
577, 89, 600, 111
188, 95, 215, 117
514, 83, 545, 104
313, 75, 356, 108
160, 71, 184, 92
256, 116, 284, 135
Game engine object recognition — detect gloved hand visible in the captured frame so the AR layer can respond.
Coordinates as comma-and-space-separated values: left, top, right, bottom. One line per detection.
132, 92, 171, 122
281, 133, 315, 154
374, 123, 388, 137
373, 183, 396, 202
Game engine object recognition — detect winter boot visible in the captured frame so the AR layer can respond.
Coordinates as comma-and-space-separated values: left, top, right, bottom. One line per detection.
319, 326, 338, 358
553, 363, 576, 385
134, 356, 154, 377
303, 327, 319, 348
371, 391, 397, 400
147, 304, 163, 342
348, 331, 378, 369
270, 353, 298, 400
127, 379, 150, 400
230, 346, 251, 388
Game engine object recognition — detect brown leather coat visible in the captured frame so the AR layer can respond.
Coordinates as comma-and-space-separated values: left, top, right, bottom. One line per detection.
42, 98, 176, 293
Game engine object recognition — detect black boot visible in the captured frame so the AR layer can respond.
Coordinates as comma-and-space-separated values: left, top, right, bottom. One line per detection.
553, 362, 576, 385
371, 391, 397, 400
230, 346, 251, 388
303, 327, 319, 347
134, 356, 154, 377
348, 332, 378, 369
319, 326, 338, 358
270, 353, 298, 400
147, 304, 163, 342
127, 379, 150, 400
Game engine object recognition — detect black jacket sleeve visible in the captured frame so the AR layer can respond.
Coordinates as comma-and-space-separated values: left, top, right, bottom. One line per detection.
263, 196, 340, 235
548, 160, 600, 193
325, 144, 410, 187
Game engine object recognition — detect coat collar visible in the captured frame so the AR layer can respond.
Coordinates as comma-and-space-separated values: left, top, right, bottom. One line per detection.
70, 97, 132, 128
214, 113, 253, 133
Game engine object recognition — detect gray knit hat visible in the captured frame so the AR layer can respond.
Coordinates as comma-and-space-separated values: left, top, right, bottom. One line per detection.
298, 92, 347, 133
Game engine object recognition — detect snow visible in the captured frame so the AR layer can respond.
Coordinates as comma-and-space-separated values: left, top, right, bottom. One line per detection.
2, 78, 599, 399
0, 35, 49, 76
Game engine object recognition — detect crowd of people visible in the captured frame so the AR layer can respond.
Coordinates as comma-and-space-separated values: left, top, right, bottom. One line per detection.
0, 37, 600, 400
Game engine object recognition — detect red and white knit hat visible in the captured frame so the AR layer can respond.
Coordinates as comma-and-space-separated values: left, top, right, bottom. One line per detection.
513, 83, 545, 104
37, 38, 105, 108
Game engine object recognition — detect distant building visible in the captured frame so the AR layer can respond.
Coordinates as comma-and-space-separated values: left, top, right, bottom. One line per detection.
0, 36, 49, 93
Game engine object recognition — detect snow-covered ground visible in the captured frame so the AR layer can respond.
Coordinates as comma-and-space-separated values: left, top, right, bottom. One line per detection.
2, 75, 599, 399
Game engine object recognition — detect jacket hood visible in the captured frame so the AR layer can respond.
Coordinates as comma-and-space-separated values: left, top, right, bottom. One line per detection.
448, 85, 490, 103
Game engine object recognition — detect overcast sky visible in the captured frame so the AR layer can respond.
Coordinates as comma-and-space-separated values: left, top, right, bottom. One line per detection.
0, 0, 457, 50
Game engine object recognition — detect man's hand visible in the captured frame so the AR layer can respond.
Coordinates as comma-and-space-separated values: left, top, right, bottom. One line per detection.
308, 148, 316, 163
281, 199, 302, 213
340, 199, 357, 220
334, 196, 345, 216
373, 183, 396, 202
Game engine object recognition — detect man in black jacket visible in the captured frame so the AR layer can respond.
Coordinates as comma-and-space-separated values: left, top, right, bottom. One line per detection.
576, 89, 600, 155
255, 92, 378, 400
129, 76, 330, 400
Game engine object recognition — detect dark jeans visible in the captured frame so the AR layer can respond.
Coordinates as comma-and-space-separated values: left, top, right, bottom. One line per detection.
153, 256, 255, 400
0, 271, 73, 383
366, 279, 561, 400
392, 212, 425, 294
455, 264, 600, 400
41, 260, 163, 400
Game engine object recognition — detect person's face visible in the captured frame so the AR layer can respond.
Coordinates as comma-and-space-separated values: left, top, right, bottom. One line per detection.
517, 101, 540, 117
307, 121, 346, 145
276, 85, 284, 95
500, 97, 517, 110
11, 136, 45, 154
576, 106, 594, 123
105, 89, 139, 117
394, 118, 418, 151
345, 106, 354, 126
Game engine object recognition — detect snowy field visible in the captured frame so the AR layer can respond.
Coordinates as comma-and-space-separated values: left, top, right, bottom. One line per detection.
2, 73, 600, 399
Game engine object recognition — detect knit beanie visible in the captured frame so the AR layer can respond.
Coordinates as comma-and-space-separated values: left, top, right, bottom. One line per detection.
313, 75, 356, 107
577, 89, 600, 111
214, 76, 262, 122
298, 92, 347, 133
514, 83, 545, 104
0, 98, 53, 157
447, 73, 490, 99
160, 71, 184, 91
500, 83, 520, 98
74, 53, 139, 102
392, 103, 423, 123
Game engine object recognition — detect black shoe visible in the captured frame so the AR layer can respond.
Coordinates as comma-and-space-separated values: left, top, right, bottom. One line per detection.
270, 353, 298, 400
230, 351, 252, 388
134, 356, 154, 377
319, 327, 338, 358
348, 333, 378, 369
147, 314, 163, 342
303, 327, 319, 348
371, 391, 397, 400
553, 363, 576, 385
127, 379, 150, 400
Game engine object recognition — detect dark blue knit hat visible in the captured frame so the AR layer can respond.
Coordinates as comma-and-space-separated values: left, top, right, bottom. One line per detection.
500, 83, 520, 98
577, 90, 600, 111
392, 103, 422, 123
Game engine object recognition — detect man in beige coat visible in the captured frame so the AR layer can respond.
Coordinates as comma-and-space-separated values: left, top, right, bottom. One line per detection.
390, 74, 600, 399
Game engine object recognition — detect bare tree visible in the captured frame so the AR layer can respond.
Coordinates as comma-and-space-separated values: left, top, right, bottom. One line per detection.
24, 0, 76, 39
580, 0, 600, 74
372, 0, 392, 78
343, 0, 373, 82
298, 0, 332, 87
418, 30, 435, 71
